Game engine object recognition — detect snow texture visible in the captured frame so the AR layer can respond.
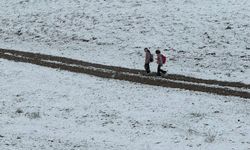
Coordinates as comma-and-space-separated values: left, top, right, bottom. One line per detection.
0, 0, 249, 83
0, 0, 250, 149
0, 60, 250, 150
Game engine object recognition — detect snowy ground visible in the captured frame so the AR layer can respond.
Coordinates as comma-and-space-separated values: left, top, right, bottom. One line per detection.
0, 59, 250, 150
0, 0, 250, 149
0, 0, 249, 83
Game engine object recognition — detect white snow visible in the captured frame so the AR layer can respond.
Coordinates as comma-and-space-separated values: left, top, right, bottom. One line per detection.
0, 0, 250, 149
0, 0, 249, 82
0, 60, 249, 150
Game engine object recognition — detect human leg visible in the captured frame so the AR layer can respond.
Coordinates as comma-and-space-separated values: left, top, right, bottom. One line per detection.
144, 63, 150, 73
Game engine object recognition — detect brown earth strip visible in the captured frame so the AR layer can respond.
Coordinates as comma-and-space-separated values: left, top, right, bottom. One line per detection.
0, 49, 250, 99
1, 48, 249, 89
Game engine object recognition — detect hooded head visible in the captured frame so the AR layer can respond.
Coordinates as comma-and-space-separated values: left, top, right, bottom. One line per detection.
155, 50, 161, 54
144, 48, 150, 53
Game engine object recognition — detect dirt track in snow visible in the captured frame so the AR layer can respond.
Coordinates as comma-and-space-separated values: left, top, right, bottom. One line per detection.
0, 48, 250, 99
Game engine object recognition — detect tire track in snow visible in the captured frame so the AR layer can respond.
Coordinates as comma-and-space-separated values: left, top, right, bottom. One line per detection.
0, 48, 250, 99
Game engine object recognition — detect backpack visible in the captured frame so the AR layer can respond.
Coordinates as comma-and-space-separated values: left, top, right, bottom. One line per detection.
162, 54, 166, 64
150, 54, 154, 62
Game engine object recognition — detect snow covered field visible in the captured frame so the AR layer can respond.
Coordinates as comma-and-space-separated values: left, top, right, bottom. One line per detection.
0, 0, 249, 82
0, 60, 249, 150
0, 0, 250, 149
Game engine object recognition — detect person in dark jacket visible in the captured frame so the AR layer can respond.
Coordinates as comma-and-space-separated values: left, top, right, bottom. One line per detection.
144, 48, 152, 73
155, 50, 166, 76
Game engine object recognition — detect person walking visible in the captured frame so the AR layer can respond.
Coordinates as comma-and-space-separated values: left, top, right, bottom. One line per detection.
155, 50, 167, 76
144, 48, 153, 74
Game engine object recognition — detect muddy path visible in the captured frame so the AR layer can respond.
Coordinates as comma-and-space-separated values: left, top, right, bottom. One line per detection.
0, 48, 250, 99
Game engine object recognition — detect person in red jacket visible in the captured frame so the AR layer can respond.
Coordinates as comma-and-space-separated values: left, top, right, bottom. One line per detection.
144, 48, 153, 73
155, 50, 166, 76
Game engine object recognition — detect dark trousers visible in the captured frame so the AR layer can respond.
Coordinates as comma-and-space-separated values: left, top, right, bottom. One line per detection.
144, 63, 150, 73
157, 64, 166, 76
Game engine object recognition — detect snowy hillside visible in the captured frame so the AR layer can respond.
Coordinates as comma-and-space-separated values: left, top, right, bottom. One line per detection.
0, 60, 250, 150
0, 0, 250, 150
0, 0, 249, 82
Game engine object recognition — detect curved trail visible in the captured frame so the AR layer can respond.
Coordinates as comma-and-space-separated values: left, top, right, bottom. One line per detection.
0, 48, 250, 99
